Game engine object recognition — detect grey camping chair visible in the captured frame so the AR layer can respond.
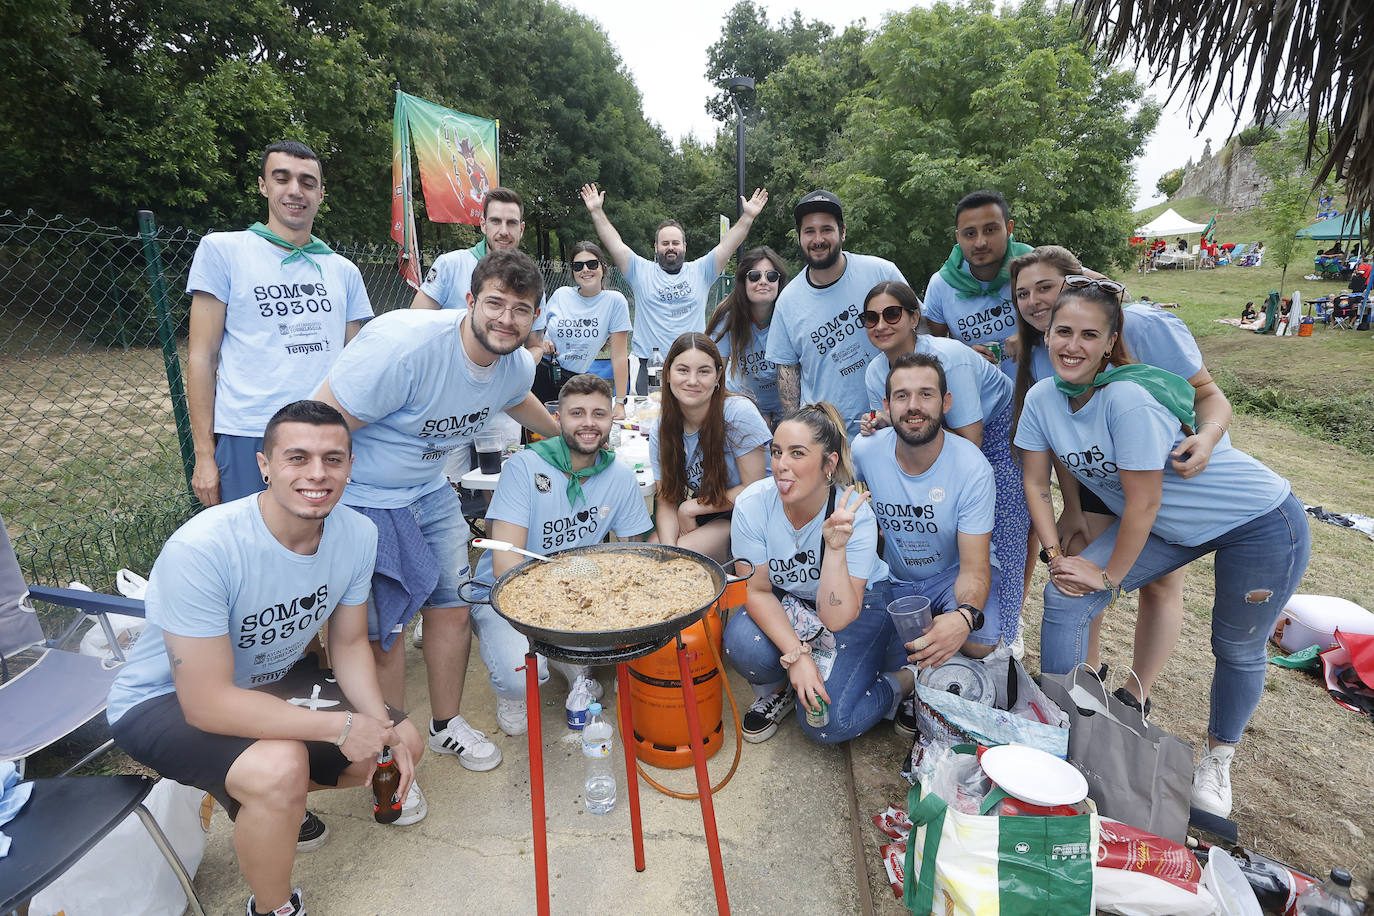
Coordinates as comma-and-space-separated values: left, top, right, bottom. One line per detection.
0, 514, 146, 775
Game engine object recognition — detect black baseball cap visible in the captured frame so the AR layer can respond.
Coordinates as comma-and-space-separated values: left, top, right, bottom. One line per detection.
793, 189, 844, 226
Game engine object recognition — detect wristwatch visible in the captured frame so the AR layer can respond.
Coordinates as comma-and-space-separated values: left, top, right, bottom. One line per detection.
1038, 545, 1062, 564
956, 603, 985, 633
614, 396, 628, 405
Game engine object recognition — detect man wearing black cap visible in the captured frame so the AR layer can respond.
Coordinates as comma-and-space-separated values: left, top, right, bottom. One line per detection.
766, 190, 906, 436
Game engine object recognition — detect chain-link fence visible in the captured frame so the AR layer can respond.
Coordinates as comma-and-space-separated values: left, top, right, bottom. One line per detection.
1, 210, 732, 592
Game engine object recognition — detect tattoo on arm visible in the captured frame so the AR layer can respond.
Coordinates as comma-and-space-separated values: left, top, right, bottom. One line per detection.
1039, 490, 1052, 503
165, 646, 184, 678
827, 591, 842, 606
778, 364, 801, 413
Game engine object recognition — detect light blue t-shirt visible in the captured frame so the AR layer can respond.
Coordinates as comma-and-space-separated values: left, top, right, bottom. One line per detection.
624, 252, 719, 357
474, 448, 654, 580
767, 252, 906, 436
106, 495, 377, 723
1025, 304, 1204, 384
923, 265, 1017, 378
647, 396, 772, 497
731, 478, 887, 602
852, 429, 997, 581
186, 230, 373, 436
543, 286, 631, 373
419, 246, 546, 330
716, 321, 781, 417
865, 336, 1013, 431
1014, 378, 1289, 546
326, 309, 535, 509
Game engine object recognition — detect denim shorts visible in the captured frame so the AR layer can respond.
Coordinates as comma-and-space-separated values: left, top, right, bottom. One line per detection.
214, 433, 267, 502
364, 485, 471, 640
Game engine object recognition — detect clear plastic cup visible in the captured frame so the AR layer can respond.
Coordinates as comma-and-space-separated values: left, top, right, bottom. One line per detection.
887, 595, 933, 647
475, 433, 504, 474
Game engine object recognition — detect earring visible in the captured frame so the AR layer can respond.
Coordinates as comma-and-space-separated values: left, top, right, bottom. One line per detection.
262, 474, 269, 484
826, 471, 834, 484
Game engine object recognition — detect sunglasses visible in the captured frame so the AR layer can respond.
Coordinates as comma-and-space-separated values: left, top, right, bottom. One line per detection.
1062, 275, 1125, 297
860, 304, 910, 328
746, 269, 781, 283
571, 258, 601, 272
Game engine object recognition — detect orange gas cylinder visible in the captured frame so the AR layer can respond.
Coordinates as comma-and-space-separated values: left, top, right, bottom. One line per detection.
628, 607, 725, 768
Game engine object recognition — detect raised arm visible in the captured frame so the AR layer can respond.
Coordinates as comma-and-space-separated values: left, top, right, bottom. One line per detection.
187, 292, 227, 507
711, 189, 769, 276
580, 184, 632, 274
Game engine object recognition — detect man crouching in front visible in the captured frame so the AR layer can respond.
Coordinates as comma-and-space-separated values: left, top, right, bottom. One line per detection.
106, 399, 424, 916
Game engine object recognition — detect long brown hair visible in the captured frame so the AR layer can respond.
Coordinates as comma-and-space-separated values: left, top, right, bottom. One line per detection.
706, 247, 789, 382
1048, 285, 1134, 372
657, 332, 733, 507
1008, 245, 1084, 437
779, 402, 855, 489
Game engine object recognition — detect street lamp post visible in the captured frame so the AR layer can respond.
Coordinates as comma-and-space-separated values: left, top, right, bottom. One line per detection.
726, 76, 755, 267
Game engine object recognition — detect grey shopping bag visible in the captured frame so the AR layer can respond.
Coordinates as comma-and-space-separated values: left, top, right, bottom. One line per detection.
1038, 666, 1194, 842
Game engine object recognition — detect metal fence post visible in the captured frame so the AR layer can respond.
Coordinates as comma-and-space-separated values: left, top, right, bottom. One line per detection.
137, 209, 196, 498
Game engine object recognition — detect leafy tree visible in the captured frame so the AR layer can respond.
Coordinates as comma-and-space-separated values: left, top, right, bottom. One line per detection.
1255, 121, 1331, 288
703, 2, 835, 123
1156, 167, 1184, 198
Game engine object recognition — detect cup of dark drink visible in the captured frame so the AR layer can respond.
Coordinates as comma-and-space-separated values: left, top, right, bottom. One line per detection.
476, 433, 504, 475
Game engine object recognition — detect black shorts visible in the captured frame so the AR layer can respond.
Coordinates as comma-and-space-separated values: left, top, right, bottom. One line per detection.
1075, 478, 1113, 517
111, 654, 361, 819
695, 510, 733, 527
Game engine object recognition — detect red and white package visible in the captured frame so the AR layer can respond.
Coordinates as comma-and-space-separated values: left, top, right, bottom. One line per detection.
872, 805, 911, 840
1097, 817, 1202, 891
880, 840, 906, 899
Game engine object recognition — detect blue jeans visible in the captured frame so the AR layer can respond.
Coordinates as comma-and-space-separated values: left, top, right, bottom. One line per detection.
365, 484, 471, 641
723, 585, 900, 744
1040, 491, 1310, 745
882, 566, 1001, 661
469, 602, 550, 700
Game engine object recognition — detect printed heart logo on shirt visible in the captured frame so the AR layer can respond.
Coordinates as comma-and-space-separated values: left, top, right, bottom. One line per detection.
466, 411, 484, 426
300, 593, 317, 610
576, 510, 590, 523
299, 283, 317, 296
794, 551, 809, 564
991, 304, 1009, 317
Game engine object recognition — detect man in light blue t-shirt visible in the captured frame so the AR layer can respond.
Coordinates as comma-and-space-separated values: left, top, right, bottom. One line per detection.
580, 182, 769, 393
923, 189, 1031, 379
767, 190, 906, 436
852, 353, 1000, 678
315, 250, 559, 776
107, 401, 426, 916
186, 139, 374, 510
473, 373, 655, 735
410, 186, 546, 361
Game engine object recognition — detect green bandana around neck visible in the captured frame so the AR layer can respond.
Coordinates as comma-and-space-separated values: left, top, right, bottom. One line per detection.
468, 237, 489, 259
1054, 364, 1197, 430
528, 436, 616, 506
938, 236, 1033, 299
247, 222, 334, 277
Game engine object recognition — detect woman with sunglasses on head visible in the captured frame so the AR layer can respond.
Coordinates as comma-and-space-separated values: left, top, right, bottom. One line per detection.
725, 402, 916, 744
542, 241, 631, 417
1009, 246, 1234, 712
859, 281, 1027, 651
648, 333, 771, 563
1015, 281, 1308, 818
706, 247, 788, 429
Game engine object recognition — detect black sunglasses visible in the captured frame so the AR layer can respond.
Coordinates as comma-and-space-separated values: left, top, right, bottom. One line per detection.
1063, 274, 1125, 297
860, 304, 910, 328
746, 269, 781, 283
571, 258, 601, 272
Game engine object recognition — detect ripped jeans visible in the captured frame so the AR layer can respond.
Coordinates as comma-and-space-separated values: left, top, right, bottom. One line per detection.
1040, 491, 1310, 745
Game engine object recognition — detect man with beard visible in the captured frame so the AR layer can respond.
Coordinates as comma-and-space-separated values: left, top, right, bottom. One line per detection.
469, 373, 654, 735
314, 250, 559, 780
767, 190, 905, 436
851, 353, 998, 712
923, 189, 1031, 377
412, 186, 546, 360
580, 183, 769, 393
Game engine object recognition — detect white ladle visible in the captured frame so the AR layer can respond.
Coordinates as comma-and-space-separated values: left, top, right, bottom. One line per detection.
472, 538, 599, 577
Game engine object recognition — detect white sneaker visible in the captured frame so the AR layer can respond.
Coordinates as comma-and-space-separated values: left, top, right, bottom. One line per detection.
391, 781, 427, 826
429, 715, 502, 771
1191, 744, 1235, 818
496, 697, 528, 736
1008, 627, 1025, 661
565, 674, 604, 730
411, 616, 423, 647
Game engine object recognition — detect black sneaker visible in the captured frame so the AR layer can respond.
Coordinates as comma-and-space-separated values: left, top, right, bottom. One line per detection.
894, 697, 918, 738
246, 887, 306, 916
296, 810, 328, 852
1112, 686, 1153, 716
742, 687, 795, 743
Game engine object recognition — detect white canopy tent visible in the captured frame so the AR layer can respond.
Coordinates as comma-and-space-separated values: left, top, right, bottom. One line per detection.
1135, 208, 1209, 238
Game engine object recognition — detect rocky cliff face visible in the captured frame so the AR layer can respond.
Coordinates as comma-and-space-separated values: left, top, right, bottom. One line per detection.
1175, 143, 1268, 210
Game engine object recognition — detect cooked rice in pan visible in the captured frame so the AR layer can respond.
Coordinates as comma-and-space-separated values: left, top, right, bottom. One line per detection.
499, 552, 716, 632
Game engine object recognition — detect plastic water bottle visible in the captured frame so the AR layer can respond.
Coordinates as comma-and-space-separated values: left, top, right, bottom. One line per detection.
1295, 868, 1363, 916
581, 702, 617, 814
647, 348, 664, 394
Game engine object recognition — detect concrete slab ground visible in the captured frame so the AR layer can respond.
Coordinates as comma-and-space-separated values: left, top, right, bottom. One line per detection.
193, 630, 874, 915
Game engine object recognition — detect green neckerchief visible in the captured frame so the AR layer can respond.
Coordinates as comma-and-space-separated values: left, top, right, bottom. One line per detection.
1054, 364, 1197, 430
528, 436, 615, 506
468, 237, 488, 259
247, 222, 334, 277
938, 237, 1033, 299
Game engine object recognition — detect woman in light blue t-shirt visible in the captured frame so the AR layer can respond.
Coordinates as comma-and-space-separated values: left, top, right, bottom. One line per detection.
542, 241, 630, 415
1008, 245, 1235, 715
1015, 281, 1309, 819
706, 246, 787, 428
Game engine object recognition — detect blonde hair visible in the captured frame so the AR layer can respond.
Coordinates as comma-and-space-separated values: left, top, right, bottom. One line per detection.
781, 402, 855, 487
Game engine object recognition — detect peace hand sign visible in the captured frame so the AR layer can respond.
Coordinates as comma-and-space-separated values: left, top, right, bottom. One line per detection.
822, 485, 869, 551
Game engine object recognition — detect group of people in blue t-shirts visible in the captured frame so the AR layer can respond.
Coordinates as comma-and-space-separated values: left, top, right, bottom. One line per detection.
639, 188, 1309, 826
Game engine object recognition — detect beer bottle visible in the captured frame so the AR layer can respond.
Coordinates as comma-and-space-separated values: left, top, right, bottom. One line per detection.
372, 745, 401, 824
